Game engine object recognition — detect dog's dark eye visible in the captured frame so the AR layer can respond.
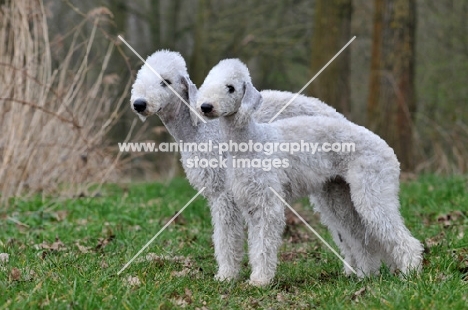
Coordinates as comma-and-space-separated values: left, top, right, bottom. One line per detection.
160, 79, 172, 87
227, 85, 235, 93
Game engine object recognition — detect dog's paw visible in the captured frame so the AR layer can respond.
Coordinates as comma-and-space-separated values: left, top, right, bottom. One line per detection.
248, 279, 270, 287
394, 240, 424, 275
248, 277, 271, 287
344, 265, 356, 277
398, 256, 423, 276
214, 272, 238, 282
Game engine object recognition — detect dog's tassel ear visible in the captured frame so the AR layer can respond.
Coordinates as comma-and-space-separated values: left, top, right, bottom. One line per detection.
234, 81, 263, 128
181, 75, 200, 127
241, 81, 262, 112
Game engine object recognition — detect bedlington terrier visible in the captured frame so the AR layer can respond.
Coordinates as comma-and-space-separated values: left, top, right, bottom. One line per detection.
130, 50, 344, 282
196, 58, 423, 285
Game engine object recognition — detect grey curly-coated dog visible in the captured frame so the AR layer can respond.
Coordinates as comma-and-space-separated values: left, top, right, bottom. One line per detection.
196, 58, 423, 286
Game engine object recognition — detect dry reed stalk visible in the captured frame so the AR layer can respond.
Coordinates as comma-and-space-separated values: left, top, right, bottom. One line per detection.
0, 0, 129, 207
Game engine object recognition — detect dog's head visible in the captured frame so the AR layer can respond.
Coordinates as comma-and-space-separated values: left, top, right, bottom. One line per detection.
130, 50, 199, 124
196, 59, 261, 120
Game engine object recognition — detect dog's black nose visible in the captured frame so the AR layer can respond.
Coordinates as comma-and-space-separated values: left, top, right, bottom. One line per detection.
133, 99, 147, 113
200, 103, 213, 114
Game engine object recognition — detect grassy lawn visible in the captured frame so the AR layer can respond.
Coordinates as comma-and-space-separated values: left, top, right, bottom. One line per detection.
1, 175, 467, 309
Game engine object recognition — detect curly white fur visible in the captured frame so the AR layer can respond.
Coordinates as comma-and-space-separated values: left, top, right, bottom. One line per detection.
196, 58, 423, 285
130, 51, 344, 283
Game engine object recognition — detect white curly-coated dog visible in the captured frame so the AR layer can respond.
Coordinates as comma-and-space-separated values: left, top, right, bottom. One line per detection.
196, 58, 423, 286
130, 50, 344, 282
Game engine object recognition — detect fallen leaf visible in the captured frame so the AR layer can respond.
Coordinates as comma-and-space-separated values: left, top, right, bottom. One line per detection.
125, 275, 141, 287
286, 231, 310, 244
171, 269, 190, 277
140, 254, 199, 277
425, 231, 445, 248
184, 288, 193, 299
40, 251, 47, 260
35, 237, 66, 251
142, 253, 161, 263
50, 238, 65, 251
247, 297, 260, 307
6, 238, 21, 247
352, 287, 366, 301
453, 249, 468, 276
173, 298, 189, 308
281, 252, 298, 262
100, 260, 109, 269
95, 235, 115, 250
75, 243, 92, 254
143, 254, 192, 264
170, 288, 194, 308
277, 293, 286, 302
436, 273, 448, 281
285, 207, 302, 226
0, 253, 9, 264
170, 212, 187, 225
54, 210, 68, 222
76, 218, 89, 226
437, 210, 465, 227
201, 301, 208, 308
10, 267, 21, 281
23, 269, 36, 281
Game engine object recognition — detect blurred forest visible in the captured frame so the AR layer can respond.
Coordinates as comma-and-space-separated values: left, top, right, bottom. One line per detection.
1, 0, 467, 200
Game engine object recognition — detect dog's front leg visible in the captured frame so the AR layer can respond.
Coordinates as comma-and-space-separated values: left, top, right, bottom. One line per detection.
243, 189, 285, 286
210, 193, 245, 281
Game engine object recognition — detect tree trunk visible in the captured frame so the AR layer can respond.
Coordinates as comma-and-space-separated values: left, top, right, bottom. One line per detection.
164, 0, 180, 50
189, 0, 208, 86
367, 0, 417, 171
309, 0, 352, 118
148, 0, 160, 48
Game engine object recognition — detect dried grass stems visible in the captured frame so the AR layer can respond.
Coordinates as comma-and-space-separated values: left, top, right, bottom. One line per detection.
0, 0, 131, 206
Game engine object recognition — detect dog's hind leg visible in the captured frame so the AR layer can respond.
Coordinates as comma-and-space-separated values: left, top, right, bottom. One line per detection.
210, 193, 245, 281
312, 177, 382, 277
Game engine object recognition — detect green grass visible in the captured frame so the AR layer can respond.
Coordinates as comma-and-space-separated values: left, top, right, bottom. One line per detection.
1, 175, 467, 309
